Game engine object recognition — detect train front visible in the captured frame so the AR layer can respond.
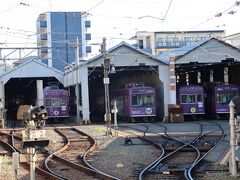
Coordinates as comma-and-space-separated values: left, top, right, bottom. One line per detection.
130, 87, 156, 121
214, 84, 239, 114
43, 88, 69, 119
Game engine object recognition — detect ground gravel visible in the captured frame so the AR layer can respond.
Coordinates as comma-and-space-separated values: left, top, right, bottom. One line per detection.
0, 122, 238, 180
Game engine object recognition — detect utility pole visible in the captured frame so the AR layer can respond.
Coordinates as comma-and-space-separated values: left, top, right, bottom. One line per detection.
75, 37, 81, 124
229, 101, 237, 177
102, 38, 111, 135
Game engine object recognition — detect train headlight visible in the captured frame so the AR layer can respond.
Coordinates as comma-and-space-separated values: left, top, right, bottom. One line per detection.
145, 108, 152, 115
32, 114, 37, 119
41, 113, 46, 118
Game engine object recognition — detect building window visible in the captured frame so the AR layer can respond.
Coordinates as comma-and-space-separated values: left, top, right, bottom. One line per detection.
40, 33, 47, 40
85, 33, 91, 40
138, 40, 144, 49
85, 21, 91, 28
40, 21, 47, 27
41, 47, 48, 53
86, 46, 92, 53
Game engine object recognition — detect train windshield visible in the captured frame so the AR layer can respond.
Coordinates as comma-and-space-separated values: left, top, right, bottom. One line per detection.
217, 92, 238, 104
132, 94, 154, 107
181, 94, 203, 103
45, 98, 68, 107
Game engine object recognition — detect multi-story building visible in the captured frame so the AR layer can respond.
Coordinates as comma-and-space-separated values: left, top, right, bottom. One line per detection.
132, 30, 225, 56
36, 12, 91, 71
222, 32, 240, 48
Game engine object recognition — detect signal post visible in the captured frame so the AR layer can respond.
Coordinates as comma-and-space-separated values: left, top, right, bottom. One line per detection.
21, 106, 49, 180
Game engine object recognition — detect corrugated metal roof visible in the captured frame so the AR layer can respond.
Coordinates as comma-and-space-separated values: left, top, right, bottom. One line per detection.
83, 41, 169, 65
0, 58, 64, 84
156, 39, 208, 62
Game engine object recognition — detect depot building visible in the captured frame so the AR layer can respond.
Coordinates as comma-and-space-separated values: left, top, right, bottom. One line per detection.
1, 39, 240, 126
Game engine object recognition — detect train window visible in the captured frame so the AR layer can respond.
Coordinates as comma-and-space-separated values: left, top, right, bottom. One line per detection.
189, 95, 196, 103
181, 95, 188, 103
217, 92, 239, 104
229, 92, 239, 101
45, 99, 51, 106
132, 94, 154, 107
59, 98, 67, 106
197, 94, 203, 102
52, 98, 59, 107
217, 93, 228, 104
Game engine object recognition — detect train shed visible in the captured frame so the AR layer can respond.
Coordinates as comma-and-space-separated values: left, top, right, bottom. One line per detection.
157, 38, 240, 86
0, 58, 64, 125
64, 41, 170, 123
157, 38, 240, 118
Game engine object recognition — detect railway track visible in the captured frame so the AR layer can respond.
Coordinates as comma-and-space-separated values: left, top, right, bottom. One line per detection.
0, 129, 59, 179
45, 127, 119, 179
184, 122, 225, 180
2, 126, 119, 180
120, 122, 225, 180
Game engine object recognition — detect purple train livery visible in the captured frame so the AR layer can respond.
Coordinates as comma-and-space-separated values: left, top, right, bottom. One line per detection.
110, 85, 156, 122
43, 85, 69, 119
177, 85, 205, 115
206, 84, 239, 117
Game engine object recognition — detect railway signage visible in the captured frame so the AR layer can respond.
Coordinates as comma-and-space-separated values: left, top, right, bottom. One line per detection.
22, 129, 46, 141
103, 78, 110, 84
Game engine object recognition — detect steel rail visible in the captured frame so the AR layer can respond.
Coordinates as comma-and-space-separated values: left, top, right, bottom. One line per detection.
136, 122, 203, 180
44, 127, 119, 180
0, 130, 60, 179
185, 122, 226, 180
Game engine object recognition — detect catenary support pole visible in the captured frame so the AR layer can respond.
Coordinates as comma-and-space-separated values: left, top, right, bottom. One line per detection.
229, 100, 237, 177
75, 37, 81, 124
102, 37, 111, 135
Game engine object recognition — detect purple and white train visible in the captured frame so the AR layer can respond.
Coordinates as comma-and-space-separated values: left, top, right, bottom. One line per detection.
110, 86, 156, 122
110, 85, 156, 122
93, 83, 157, 122
43, 85, 70, 120
177, 85, 205, 115
206, 84, 239, 118
177, 84, 240, 118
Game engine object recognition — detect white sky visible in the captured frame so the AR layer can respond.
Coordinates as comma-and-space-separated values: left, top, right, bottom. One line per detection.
0, 0, 239, 56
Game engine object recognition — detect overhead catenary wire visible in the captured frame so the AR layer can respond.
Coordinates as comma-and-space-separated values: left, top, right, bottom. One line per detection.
162, 0, 173, 21
0, 1, 239, 64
